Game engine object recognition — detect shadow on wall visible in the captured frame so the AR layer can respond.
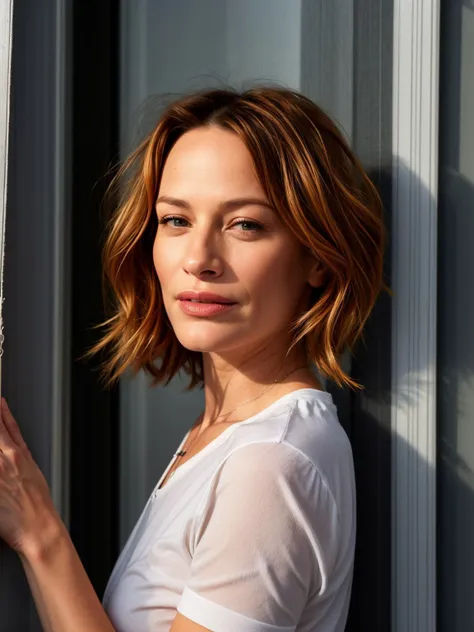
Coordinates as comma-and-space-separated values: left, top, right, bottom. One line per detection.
345, 157, 474, 631
437, 162, 474, 627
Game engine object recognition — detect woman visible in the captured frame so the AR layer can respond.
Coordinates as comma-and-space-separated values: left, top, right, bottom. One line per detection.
0, 86, 387, 631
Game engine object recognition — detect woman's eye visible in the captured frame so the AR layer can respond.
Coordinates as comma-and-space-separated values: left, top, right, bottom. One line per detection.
232, 219, 263, 232
158, 216, 263, 233
158, 216, 188, 228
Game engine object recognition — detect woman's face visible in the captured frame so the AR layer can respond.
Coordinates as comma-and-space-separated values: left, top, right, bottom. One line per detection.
153, 126, 324, 359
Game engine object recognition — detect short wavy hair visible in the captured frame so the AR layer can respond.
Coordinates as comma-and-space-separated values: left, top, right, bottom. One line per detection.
85, 85, 389, 391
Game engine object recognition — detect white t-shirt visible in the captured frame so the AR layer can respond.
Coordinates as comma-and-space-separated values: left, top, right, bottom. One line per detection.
101, 388, 356, 632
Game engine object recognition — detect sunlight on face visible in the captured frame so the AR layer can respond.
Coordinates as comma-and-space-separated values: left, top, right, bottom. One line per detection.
152, 126, 319, 358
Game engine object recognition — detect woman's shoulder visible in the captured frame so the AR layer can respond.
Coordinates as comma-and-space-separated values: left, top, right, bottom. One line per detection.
223, 388, 354, 499
237, 387, 351, 463
283, 387, 353, 465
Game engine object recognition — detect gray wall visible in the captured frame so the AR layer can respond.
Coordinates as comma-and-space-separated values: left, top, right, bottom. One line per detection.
438, 1, 474, 629
0, 0, 71, 630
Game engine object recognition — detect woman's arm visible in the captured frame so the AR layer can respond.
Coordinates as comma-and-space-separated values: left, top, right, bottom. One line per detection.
0, 397, 114, 631
19, 513, 115, 632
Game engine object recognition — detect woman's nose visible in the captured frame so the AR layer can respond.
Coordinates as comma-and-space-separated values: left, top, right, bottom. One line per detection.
182, 229, 224, 277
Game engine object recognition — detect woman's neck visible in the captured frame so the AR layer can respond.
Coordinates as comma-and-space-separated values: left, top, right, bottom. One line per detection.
200, 357, 322, 428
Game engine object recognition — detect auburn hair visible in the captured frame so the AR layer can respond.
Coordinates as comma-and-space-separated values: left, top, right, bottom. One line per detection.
84, 85, 389, 391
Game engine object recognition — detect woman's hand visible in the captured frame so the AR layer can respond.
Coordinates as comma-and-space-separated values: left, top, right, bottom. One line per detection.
0, 397, 59, 555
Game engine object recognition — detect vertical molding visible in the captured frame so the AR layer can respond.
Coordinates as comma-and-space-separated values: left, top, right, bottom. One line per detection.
348, 2, 394, 630
1, 1, 72, 627
51, 0, 72, 526
392, 1, 440, 630
118, 0, 153, 549
119, 371, 150, 548
70, 0, 120, 594
0, 0, 13, 396
300, 0, 354, 141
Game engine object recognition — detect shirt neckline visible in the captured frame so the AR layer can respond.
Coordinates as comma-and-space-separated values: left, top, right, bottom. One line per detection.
152, 387, 334, 497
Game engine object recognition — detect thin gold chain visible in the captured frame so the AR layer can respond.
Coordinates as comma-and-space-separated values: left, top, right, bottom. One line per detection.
164, 363, 308, 483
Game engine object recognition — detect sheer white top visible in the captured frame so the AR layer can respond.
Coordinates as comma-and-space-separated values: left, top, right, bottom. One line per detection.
101, 388, 356, 631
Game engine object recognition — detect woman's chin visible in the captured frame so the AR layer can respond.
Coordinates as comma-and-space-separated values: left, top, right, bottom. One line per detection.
174, 332, 233, 353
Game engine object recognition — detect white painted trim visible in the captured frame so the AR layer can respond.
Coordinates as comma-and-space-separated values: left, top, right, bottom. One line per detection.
391, 1, 440, 630
0, 0, 14, 398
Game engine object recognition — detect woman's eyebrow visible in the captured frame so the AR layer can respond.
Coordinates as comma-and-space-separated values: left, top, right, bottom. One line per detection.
155, 195, 274, 211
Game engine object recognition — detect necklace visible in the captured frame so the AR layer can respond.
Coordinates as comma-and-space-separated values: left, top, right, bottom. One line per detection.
166, 364, 307, 481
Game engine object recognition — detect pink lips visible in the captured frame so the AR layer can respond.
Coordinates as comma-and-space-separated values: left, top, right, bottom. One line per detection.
176, 290, 235, 303
176, 290, 238, 317
178, 299, 237, 317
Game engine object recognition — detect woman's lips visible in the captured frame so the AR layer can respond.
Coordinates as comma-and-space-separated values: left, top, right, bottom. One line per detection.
178, 299, 237, 317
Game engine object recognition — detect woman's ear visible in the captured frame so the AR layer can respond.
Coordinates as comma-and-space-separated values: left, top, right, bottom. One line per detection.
308, 258, 327, 288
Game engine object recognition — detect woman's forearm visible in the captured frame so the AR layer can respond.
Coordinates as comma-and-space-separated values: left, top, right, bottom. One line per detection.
18, 515, 115, 632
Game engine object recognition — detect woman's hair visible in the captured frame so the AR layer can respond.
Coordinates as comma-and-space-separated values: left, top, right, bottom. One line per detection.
84, 85, 389, 391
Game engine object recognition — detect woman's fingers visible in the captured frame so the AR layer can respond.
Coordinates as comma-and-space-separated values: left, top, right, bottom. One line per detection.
0, 399, 31, 459
0, 399, 55, 553
0, 399, 17, 451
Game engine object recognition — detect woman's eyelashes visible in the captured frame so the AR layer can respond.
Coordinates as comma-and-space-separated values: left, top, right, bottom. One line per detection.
157, 215, 264, 234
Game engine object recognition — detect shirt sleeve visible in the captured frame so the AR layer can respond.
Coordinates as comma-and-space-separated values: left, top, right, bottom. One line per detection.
176, 441, 341, 632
